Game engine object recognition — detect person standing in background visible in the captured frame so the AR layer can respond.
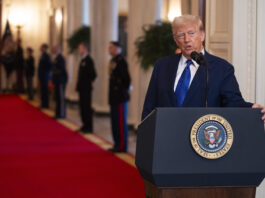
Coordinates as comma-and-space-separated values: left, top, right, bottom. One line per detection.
51, 45, 68, 119
38, 44, 52, 109
76, 42, 97, 133
15, 39, 25, 93
24, 47, 35, 100
108, 41, 131, 153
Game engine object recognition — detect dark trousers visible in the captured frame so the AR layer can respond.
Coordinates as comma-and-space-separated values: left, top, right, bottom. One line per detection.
110, 102, 128, 152
79, 90, 93, 131
26, 76, 34, 100
40, 80, 49, 108
16, 68, 24, 93
54, 83, 66, 118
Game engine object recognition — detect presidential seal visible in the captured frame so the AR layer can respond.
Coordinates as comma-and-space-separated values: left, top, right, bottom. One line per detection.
190, 114, 233, 159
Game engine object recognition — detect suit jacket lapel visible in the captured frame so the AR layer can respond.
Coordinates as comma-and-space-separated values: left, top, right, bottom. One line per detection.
182, 64, 206, 106
167, 54, 181, 107
182, 50, 212, 106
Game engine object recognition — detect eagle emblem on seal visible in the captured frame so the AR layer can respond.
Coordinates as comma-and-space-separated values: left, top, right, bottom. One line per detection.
203, 126, 222, 149
190, 114, 234, 159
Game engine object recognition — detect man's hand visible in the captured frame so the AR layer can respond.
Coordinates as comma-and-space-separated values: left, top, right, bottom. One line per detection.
252, 104, 265, 123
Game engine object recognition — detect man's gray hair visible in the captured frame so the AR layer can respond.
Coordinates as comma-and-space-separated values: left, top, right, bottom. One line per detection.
172, 15, 204, 34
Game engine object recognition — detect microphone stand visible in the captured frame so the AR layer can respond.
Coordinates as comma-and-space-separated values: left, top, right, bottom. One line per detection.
190, 52, 209, 107
203, 59, 209, 108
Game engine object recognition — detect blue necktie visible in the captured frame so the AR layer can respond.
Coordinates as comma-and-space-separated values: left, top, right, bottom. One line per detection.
175, 59, 193, 107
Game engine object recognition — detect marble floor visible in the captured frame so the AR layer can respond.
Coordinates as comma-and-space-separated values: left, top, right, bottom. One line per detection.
66, 104, 137, 155
25, 93, 137, 155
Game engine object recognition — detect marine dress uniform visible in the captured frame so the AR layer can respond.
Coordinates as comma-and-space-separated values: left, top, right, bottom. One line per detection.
76, 54, 97, 132
108, 54, 131, 152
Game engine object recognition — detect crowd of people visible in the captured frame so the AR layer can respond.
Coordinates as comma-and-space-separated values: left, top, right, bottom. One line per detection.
75, 41, 131, 153
0, 39, 131, 153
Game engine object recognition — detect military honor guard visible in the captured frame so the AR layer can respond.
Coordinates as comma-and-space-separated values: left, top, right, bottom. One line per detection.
108, 41, 131, 153
76, 42, 97, 133
51, 45, 68, 119
38, 44, 52, 109
24, 47, 35, 100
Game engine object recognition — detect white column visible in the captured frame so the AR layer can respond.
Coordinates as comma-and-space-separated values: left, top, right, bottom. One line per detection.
127, 0, 162, 127
255, 0, 265, 106
90, 0, 118, 112
65, 0, 83, 101
232, 0, 256, 103
82, 0, 90, 26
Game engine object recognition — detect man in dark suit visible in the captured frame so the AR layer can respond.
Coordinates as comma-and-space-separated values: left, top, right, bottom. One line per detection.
24, 47, 35, 100
142, 15, 265, 122
15, 39, 25, 93
38, 44, 52, 108
76, 42, 97, 133
51, 45, 68, 119
108, 41, 131, 153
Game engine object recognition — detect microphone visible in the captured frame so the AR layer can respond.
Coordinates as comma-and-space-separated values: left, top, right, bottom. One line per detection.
190, 51, 206, 65
190, 51, 209, 107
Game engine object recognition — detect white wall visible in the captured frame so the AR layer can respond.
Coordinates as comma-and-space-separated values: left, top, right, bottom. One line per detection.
1, 0, 50, 89
205, 0, 233, 63
118, 0, 129, 14
232, 0, 256, 103
127, 0, 163, 127
255, 0, 265, 106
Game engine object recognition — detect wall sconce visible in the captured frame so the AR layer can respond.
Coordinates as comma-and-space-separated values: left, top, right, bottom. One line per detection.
8, 9, 29, 40
52, 8, 64, 48
167, 0, 182, 21
55, 8, 63, 26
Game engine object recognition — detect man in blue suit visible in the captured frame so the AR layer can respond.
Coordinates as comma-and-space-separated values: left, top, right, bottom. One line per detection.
38, 44, 52, 109
142, 15, 265, 122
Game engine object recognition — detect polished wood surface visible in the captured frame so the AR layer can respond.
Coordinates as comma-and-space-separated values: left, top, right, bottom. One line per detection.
145, 181, 256, 198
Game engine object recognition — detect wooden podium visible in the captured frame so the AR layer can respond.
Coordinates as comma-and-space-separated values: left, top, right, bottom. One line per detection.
144, 181, 256, 198
136, 108, 265, 198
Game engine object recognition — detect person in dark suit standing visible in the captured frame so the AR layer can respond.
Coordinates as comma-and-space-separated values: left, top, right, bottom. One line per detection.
142, 15, 265, 122
38, 44, 52, 109
15, 39, 25, 93
51, 45, 68, 119
108, 41, 131, 153
24, 47, 35, 100
76, 42, 97, 133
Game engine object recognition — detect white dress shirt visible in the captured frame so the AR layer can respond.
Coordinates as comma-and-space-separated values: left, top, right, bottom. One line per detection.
173, 50, 204, 92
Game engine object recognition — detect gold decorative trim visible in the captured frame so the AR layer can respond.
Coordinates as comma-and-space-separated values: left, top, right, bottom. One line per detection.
190, 114, 234, 159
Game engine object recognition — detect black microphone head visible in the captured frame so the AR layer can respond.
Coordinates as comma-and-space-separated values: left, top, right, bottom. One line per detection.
190, 51, 200, 62
190, 51, 205, 65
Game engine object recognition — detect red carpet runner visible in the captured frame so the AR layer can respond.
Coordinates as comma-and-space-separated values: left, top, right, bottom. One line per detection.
0, 95, 145, 198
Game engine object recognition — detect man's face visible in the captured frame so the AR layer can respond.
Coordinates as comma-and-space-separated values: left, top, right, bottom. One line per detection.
78, 44, 85, 56
173, 23, 205, 59
40, 46, 46, 53
108, 43, 118, 57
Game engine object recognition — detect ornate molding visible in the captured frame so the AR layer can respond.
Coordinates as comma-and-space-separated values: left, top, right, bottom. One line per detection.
232, 0, 257, 102
246, 0, 257, 102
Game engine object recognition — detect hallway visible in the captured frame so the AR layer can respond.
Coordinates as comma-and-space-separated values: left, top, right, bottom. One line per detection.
0, 94, 144, 198
66, 103, 138, 155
